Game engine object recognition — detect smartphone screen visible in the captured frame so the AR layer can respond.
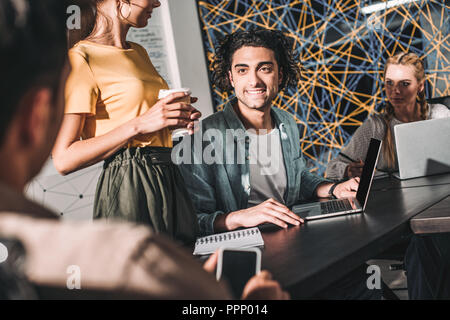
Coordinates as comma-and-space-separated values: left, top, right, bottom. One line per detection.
218, 249, 260, 298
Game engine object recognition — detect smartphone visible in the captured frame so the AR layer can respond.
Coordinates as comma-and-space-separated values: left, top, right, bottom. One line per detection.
216, 247, 261, 298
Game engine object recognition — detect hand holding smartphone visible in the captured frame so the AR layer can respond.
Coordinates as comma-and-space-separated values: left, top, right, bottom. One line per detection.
216, 247, 261, 299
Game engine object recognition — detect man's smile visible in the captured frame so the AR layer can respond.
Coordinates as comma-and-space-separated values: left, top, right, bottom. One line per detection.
245, 88, 267, 96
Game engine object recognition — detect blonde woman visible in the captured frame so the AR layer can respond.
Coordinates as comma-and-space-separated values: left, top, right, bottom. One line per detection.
326, 52, 450, 179
52, 0, 201, 244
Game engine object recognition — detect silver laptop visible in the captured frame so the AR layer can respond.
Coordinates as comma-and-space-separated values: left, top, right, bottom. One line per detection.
393, 117, 450, 180
292, 138, 382, 221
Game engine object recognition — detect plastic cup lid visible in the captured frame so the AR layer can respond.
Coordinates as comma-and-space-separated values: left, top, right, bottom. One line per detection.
158, 88, 191, 99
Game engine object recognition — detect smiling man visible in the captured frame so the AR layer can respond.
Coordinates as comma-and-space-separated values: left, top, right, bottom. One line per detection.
178, 29, 380, 300
179, 29, 358, 236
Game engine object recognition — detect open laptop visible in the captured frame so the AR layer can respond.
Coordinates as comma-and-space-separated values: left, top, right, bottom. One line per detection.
393, 117, 450, 180
292, 138, 382, 221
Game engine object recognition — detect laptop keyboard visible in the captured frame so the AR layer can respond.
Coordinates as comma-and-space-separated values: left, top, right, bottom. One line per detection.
320, 199, 354, 214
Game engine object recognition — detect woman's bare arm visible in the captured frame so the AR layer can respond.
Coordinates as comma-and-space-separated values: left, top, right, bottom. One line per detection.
52, 113, 140, 175
52, 92, 201, 175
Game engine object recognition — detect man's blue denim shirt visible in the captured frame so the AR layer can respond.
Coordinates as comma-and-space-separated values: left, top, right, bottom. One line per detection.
177, 102, 328, 236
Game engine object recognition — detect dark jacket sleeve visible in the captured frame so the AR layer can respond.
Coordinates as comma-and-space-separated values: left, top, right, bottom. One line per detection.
176, 136, 226, 236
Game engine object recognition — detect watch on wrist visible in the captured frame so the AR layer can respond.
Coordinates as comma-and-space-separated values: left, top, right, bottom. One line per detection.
328, 183, 339, 199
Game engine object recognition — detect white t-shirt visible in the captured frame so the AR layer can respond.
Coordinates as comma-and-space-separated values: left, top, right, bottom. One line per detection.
247, 128, 287, 207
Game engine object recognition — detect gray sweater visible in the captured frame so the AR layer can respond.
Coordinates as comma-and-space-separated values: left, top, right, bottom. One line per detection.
325, 104, 450, 179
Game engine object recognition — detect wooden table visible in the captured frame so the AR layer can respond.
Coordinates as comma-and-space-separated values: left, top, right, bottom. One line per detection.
260, 173, 450, 298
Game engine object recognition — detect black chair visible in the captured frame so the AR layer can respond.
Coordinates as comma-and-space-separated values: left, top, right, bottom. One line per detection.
367, 234, 415, 300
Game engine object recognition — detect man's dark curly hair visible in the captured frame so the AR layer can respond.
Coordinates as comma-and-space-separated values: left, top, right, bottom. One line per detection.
212, 29, 300, 92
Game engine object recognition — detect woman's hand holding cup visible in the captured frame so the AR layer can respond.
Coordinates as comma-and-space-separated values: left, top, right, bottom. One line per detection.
134, 88, 201, 135
158, 88, 201, 135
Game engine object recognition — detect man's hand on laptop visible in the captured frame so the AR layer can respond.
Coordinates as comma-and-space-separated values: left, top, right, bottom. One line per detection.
333, 178, 360, 199
215, 198, 304, 231
315, 178, 360, 199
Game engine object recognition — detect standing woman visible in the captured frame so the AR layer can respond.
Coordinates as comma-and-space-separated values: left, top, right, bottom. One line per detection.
326, 52, 450, 179
52, 0, 200, 244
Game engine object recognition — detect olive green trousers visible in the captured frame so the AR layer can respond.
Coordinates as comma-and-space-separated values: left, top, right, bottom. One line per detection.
94, 147, 199, 245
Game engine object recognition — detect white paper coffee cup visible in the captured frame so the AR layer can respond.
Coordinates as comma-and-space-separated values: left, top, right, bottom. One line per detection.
158, 88, 192, 140
158, 88, 191, 100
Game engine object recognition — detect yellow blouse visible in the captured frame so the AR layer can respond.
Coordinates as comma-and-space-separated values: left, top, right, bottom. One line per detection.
65, 40, 171, 148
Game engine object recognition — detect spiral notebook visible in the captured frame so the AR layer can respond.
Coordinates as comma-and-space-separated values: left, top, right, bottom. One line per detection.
193, 227, 264, 255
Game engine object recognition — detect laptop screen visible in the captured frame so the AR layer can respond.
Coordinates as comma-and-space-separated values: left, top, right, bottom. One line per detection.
394, 117, 450, 179
356, 138, 382, 208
